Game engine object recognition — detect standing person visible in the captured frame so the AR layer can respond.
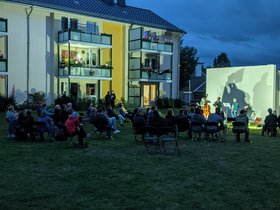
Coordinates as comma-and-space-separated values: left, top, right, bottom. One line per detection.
105, 91, 111, 109
213, 97, 223, 113
261, 108, 278, 136
231, 98, 239, 118
110, 90, 116, 109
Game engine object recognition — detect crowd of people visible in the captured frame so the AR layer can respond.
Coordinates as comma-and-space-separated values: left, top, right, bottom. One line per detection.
4, 93, 280, 146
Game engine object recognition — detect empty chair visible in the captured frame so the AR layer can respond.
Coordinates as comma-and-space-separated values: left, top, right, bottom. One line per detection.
142, 126, 161, 153
159, 127, 179, 153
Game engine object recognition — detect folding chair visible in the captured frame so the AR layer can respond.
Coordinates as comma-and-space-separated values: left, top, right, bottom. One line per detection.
57, 125, 77, 148
92, 121, 112, 140
266, 126, 277, 137
232, 121, 247, 142
160, 127, 179, 153
176, 117, 189, 139
205, 122, 224, 142
142, 126, 161, 153
132, 124, 146, 143
191, 121, 204, 141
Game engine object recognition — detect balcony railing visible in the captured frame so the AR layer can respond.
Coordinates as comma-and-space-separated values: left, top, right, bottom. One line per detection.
129, 69, 172, 81
129, 40, 173, 53
59, 66, 112, 78
0, 59, 7, 72
58, 29, 112, 46
0, 18, 7, 33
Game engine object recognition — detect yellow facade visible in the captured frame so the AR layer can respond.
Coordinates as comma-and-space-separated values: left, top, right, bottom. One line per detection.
103, 22, 125, 101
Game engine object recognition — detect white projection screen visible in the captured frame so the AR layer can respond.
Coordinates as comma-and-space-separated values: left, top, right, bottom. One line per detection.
206, 64, 278, 120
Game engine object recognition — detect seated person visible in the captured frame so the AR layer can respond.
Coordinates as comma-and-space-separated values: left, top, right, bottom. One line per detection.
65, 112, 87, 146
107, 105, 124, 127
16, 109, 35, 140
262, 108, 278, 136
149, 110, 167, 128
5, 105, 18, 138
37, 110, 56, 141
92, 108, 113, 139
165, 108, 177, 129
176, 108, 191, 138
118, 103, 132, 121
207, 108, 226, 133
235, 110, 251, 143
132, 108, 148, 138
38, 103, 53, 117
147, 105, 157, 125
190, 108, 206, 137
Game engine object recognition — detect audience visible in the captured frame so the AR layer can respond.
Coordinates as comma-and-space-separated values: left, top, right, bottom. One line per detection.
262, 108, 278, 136
64, 112, 88, 147
235, 109, 251, 143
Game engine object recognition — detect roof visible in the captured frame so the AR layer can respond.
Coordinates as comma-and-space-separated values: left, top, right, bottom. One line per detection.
5, 0, 185, 33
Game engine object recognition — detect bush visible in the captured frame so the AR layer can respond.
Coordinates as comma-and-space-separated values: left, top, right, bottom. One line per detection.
55, 96, 96, 111
174, 98, 185, 108
0, 95, 16, 112
18, 92, 45, 110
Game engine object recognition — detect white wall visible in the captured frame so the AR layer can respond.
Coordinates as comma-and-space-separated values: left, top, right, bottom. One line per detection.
206, 64, 277, 120
0, 3, 53, 103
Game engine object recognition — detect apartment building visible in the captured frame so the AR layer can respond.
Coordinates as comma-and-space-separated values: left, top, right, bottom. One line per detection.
0, 0, 184, 106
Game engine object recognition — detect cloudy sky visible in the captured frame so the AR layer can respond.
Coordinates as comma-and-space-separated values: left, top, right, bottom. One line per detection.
128, 0, 280, 68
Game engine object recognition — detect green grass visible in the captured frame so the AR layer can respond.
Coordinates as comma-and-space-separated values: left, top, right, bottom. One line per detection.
0, 113, 280, 210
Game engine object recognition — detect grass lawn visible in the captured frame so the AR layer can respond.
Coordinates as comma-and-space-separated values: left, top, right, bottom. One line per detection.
0, 113, 280, 210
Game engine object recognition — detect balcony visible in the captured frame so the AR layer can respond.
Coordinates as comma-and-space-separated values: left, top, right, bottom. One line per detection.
129, 27, 173, 54
58, 29, 112, 47
0, 58, 7, 73
58, 66, 111, 79
129, 69, 172, 82
0, 18, 7, 33
129, 40, 173, 54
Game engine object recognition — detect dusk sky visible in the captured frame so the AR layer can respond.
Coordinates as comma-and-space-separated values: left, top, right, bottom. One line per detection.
128, 0, 280, 68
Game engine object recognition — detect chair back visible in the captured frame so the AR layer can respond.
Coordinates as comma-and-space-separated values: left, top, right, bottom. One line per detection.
232, 121, 246, 133
205, 121, 219, 132
191, 121, 204, 132
176, 117, 189, 132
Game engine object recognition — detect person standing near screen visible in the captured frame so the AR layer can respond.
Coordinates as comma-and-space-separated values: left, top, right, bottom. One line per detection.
231, 98, 239, 118
213, 97, 223, 113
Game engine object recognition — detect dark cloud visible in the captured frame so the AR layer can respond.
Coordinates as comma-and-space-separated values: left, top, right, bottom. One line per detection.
128, 0, 280, 68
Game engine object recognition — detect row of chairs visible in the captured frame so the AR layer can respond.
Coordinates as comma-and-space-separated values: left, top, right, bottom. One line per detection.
133, 126, 179, 154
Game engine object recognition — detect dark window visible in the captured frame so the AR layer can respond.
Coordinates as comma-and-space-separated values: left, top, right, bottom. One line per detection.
70, 18, 78, 30
61, 17, 68, 30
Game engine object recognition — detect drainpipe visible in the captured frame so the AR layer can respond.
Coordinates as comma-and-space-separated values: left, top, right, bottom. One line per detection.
25, 6, 33, 95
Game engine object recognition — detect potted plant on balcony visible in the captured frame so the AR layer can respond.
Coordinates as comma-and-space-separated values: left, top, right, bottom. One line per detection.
89, 69, 95, 76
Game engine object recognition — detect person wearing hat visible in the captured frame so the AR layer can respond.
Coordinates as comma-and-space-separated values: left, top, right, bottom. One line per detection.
64, 112, 88, 146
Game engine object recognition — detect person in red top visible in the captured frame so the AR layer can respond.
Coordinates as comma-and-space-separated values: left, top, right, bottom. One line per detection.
64, 112, 87, 146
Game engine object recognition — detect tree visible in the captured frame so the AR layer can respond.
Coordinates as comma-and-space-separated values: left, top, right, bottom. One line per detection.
180, 40, 199, 89
213, 52, 231, 68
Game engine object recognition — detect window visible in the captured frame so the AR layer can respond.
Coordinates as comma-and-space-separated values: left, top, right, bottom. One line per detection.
70, 18, 78, 30
61, 17, 68, 30
86, 21, 99, 34
86, 84, 96, 95
61, 17, 79, 30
